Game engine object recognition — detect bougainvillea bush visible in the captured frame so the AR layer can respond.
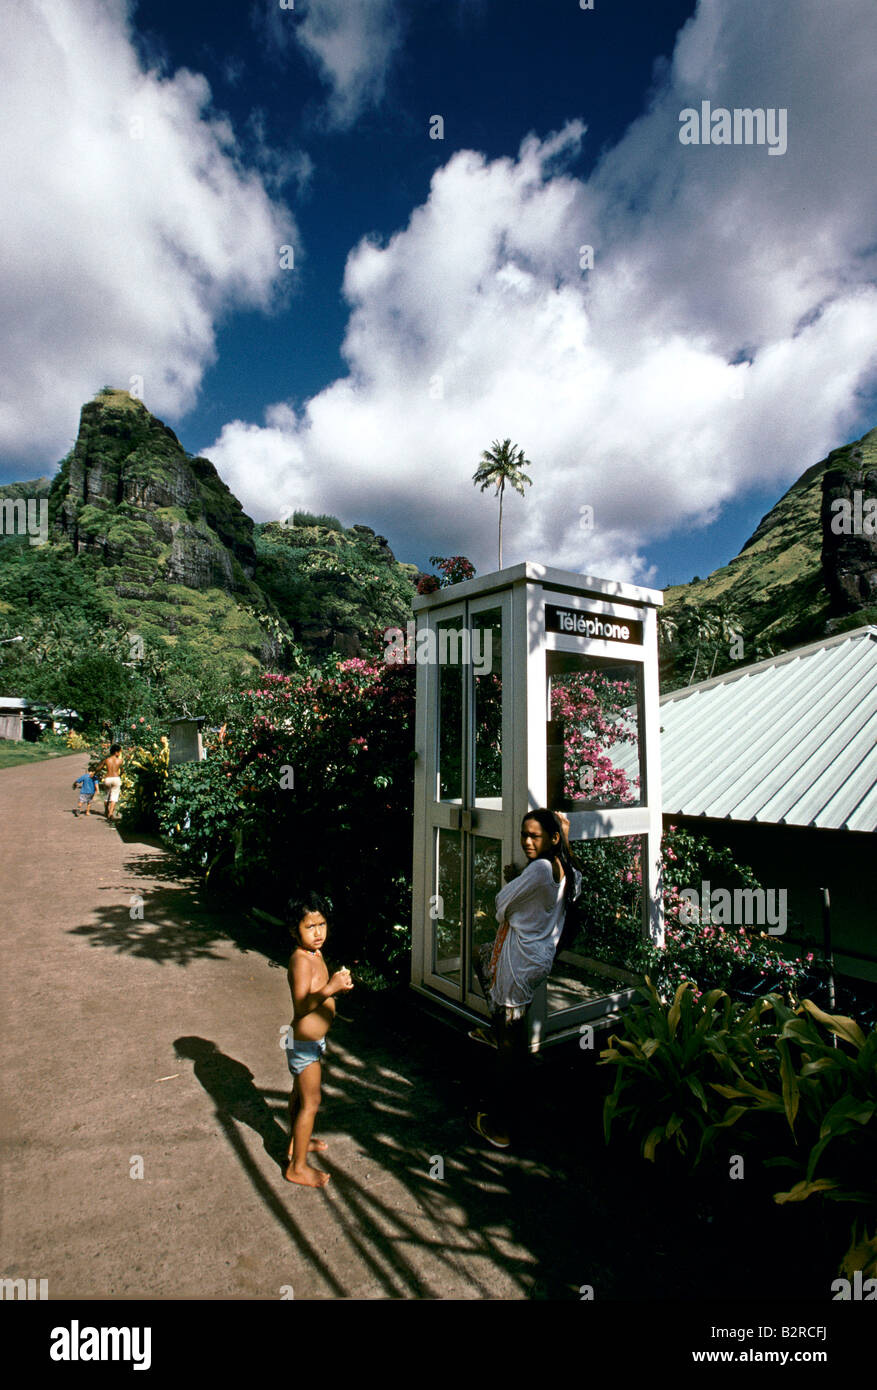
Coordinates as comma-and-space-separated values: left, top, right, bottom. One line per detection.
645, 825, 813, 998
429, 555, 476, 587
153, 658, 416, 975
570, 825, 813, 1000
549, 670, 639, 805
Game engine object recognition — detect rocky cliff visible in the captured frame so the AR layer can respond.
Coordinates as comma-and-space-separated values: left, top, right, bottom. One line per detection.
662, 424, 877, 687
51, 389, 258, 596
5, 389, 416, 668
255, 516, 418, 660
819, 430, 877, 617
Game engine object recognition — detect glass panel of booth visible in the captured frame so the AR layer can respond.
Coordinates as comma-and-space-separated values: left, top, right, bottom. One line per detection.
545, 650, 644, 810
547, 834, 647, 1014
467, 834, 504, 1002
470, 604, 503, 804
433, 826, 463, 985
436, 612, 464, 802
430, 826, 503, 1007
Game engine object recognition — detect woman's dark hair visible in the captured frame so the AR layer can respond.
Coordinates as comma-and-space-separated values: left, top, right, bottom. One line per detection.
520, 809, 580, 914
285, 890, 331, 936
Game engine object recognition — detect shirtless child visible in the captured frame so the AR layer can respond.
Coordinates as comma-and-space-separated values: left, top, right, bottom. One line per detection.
284, 893, 353, 1188
96, 743, 123, 821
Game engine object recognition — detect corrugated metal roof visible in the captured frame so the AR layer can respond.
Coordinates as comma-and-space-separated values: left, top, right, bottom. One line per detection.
659, 627, 877, 833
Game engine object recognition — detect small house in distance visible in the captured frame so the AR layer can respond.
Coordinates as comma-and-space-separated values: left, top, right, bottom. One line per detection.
0, 696, 31, 741
166, 716, 206, 766
658, 626, 877, 981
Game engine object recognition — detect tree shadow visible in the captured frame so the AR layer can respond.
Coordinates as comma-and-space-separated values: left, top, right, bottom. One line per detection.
167, 1003, 704, 1299
69, 844, 287, 967
172, 1036, 349, 1298
250, 992, 838, 1301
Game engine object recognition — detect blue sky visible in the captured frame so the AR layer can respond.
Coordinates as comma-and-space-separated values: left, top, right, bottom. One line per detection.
2, 0, 876, 587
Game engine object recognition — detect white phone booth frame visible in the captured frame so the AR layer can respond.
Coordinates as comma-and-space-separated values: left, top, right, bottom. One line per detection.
410, 562, 664, 1049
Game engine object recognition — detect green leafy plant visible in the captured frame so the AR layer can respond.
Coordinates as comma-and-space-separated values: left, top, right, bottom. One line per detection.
601, 983, 877, 1277
599, 978, 750, 1164
149, 657, 417, 977
122, 733, 171, 830
710, 997, 877, 1213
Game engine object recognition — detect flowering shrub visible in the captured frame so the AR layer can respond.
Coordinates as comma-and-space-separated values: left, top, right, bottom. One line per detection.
550, 671, 639, 805
649, 825, 811, 996
123, 734, 170, 830
429, 555, 476, 587
154, 657, 417, 975
569, 824, 812, 999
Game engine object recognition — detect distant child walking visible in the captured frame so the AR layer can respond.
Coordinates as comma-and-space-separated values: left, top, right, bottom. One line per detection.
72, 768, 99, 816
95, 743, 123, 821
284, 893, 353, 1188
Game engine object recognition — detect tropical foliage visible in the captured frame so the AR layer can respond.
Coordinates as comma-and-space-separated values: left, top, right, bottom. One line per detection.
139, 657, 418, 975
428, 555, 476, 587
599, 982, 877, 1276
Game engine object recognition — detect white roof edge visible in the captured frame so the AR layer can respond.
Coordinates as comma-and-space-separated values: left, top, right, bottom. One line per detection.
661, 625, 877, 705
413, 561, 664, 610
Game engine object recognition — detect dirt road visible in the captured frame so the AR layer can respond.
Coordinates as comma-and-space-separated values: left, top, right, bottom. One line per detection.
0, 756, 576, 1300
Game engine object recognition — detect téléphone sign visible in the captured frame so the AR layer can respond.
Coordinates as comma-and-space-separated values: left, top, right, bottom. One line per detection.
545, 604, 643, 646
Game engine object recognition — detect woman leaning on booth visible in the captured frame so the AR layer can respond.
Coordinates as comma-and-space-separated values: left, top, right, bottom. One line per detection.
470, 808, 581, 1149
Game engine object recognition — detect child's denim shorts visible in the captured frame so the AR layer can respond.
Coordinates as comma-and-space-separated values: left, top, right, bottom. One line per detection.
285, 1035, 326, 1075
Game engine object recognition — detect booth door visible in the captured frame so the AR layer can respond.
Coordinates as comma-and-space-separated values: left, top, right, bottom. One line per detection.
543, 643, 650, 1025
425, 594, 509, 1010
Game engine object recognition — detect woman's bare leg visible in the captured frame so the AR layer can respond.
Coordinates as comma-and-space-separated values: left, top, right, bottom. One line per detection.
477, 1013, 527, 1145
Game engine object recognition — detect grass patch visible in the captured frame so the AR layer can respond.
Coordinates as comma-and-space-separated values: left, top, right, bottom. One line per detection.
0, 740, 80, 770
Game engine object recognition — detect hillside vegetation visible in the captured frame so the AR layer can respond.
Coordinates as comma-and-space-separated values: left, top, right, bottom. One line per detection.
0, 390, 417, 726
661, 425, 877, 689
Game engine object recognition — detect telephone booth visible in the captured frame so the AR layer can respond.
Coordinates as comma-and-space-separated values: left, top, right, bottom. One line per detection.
410, 562, 664, 1048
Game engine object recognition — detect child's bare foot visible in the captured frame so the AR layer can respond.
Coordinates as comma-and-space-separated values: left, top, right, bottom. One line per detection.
284, 1162, 330, 1187
286, 1138, 328, 1159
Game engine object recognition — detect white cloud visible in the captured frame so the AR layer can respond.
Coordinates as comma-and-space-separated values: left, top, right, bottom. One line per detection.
206, 0, 877, 579
0, 0, 296, 466
256, 0, 403, 129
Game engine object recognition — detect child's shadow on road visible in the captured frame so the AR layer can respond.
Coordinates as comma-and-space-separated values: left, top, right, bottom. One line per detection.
173, 1036, 288, 1170
173, 1035, 349, 1295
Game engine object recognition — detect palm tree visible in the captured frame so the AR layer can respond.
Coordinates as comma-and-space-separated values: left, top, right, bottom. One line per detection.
472, 438, 532, 569
684, 606, 720, 685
